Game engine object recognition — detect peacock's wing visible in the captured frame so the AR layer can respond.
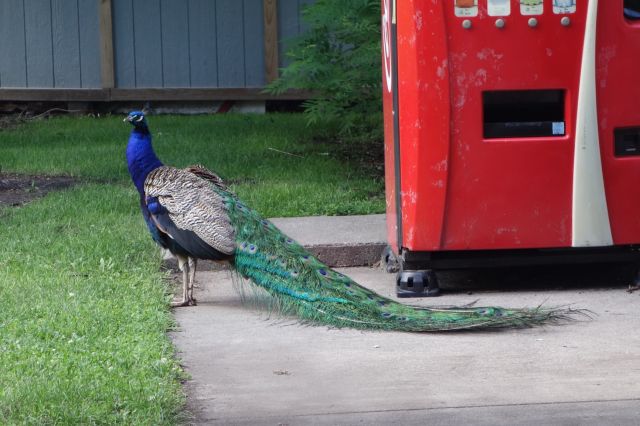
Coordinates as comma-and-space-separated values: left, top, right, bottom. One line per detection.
184, 164, 231, 193
144, 166, 236, 260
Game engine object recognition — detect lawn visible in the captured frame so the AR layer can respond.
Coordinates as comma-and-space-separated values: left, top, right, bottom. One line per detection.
0, 113, 384, 424
1, 114, 384, 216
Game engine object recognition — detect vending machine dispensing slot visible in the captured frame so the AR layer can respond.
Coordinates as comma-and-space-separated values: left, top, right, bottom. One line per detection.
614, 128, 640, 157
482, 89, 565, 139
624, 0, 640, 20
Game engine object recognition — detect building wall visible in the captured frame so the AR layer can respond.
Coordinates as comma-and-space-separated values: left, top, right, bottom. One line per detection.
0, 0, 101, 88
278, 0, 314, 68
0, 0, 312, 90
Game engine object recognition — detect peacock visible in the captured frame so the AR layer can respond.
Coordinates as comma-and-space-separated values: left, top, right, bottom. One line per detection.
125, 111, 580, 331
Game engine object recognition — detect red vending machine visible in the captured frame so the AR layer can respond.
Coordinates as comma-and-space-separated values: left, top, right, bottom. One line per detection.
382, 0, 640, 296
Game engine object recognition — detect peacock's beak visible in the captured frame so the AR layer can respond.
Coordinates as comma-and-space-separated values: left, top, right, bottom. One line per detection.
124, 116, 131, 122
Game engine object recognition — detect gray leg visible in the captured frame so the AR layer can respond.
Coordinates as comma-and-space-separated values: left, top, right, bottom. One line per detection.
629, 268, 640, 293
171, 255, 190, 307
187, 257, 197, 305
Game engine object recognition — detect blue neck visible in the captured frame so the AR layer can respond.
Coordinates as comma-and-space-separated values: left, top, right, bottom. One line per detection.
126, 127, 163, 194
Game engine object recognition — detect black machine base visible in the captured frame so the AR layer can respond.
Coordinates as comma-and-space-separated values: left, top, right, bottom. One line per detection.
391, 245, 640, 298
401, 245, 640, 271
396, 270, 440, 297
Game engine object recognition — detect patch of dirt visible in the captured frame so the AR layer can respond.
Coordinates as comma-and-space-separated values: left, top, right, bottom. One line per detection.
0, 173, 78, 208
0, 116, 31, 133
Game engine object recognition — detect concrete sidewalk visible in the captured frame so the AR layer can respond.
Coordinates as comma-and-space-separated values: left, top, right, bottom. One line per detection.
268, 214, 387, 267
169, 215, 640, 425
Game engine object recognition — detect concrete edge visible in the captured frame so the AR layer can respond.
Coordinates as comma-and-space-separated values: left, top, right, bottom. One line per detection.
306, 243, 387, 267
163, 242, 387, 271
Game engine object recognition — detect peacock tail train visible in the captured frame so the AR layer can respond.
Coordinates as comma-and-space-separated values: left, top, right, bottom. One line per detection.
215, 185, 575, 332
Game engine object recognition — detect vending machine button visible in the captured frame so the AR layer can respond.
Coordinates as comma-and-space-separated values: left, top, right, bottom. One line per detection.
561, 16, 571, 26
462, 19, 473, 29
528, 17, 538, 27
495, 18, 506, 28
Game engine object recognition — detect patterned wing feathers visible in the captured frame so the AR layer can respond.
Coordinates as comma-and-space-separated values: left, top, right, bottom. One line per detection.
184, 164, 229, 192
145, 167, 236, 255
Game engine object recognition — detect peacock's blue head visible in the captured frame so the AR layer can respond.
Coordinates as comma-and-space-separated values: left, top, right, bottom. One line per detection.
124, 110, 148, 130
125, 110, 162, 192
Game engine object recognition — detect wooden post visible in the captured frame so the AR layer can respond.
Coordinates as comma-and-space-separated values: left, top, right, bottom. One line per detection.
263, 0, 279, 83
99, 0, 115, 89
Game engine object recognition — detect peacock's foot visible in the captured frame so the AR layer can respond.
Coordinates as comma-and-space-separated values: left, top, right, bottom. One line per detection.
170, 297, 197, 307
171, 298, 190, 307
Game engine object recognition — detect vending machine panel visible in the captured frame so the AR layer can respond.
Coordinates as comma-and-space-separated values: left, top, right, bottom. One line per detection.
382, 0, 640, 296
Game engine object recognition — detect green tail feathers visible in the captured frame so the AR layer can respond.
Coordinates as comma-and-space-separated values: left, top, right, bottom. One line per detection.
220, 189, 580, 332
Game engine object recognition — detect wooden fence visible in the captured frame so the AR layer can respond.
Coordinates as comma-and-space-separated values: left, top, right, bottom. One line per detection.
0, 0, 313, 102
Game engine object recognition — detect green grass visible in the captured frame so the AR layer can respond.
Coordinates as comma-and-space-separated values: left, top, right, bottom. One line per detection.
0, 113, 384, 423
0, 185, 184, 424
0, 114, 384, 216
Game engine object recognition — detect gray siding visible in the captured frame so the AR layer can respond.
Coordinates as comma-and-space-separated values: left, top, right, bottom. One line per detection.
131, 0, 163, 87
0, 0, 313, 89
244, 0, 265, 86
161, 0, 190, 87
215, 0, 246, 87
188, 0, 218, 87
0, 0, 100, 88
25, 0, 54, 87
51, 0, 81, 88
78, 0, 101, 87
278, 0, 312, 67
112, 0, 135, 87
111, 0, 275, 89
0, 0, 27, 87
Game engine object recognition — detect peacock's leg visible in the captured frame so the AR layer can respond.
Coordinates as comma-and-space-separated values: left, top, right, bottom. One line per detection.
171, 254, 190, 307
187, 257, 197, 305
629, 268, 640, 293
